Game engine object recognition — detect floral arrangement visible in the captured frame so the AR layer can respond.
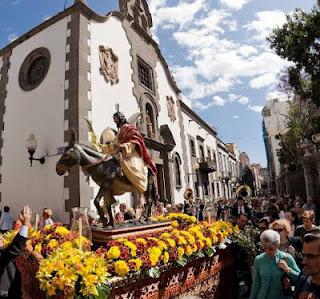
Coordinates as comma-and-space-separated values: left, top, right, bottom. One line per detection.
96, 220, 235, 278
233, 225, 260, 266
28, 223, 91, 258
0, 229, 20, 248
36, 245, 110, 298
155, 213, 197, 228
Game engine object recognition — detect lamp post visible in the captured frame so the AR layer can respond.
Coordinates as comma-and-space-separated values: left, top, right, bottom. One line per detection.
25, 134, 45, 167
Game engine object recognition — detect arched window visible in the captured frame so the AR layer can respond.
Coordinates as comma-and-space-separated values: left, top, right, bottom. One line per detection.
174, 153, 182, 188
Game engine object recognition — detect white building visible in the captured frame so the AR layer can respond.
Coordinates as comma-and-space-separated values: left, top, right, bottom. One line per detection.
262, 99, 290, 194
0, 0, 241, 221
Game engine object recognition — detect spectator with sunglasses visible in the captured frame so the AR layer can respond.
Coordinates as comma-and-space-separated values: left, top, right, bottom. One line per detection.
271, 219, 301, 262
294, 233, 320, 299
250, 229, 300, 299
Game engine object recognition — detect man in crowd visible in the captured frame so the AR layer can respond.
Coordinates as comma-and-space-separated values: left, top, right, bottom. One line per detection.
294, 233, 320, 299
295, 211, 320, 241
0, 205, 31, 298
119, 203, 134, 221
232, 197, 251, 219
236, 213, 249, 230
0, 207, 13, 234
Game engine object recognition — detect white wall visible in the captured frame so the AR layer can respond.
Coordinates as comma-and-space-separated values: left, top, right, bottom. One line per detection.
1, 18, 69, 220
155, 62, 186, 204
181, 108, 218, 201
90, 16, 137, 208
264, 100, 289, 177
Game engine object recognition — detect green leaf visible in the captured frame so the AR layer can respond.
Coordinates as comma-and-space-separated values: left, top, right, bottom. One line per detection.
176, 256, 188, 267
205, 247, 215, 257
96, 284, 111, 299
148, 267, 161, 279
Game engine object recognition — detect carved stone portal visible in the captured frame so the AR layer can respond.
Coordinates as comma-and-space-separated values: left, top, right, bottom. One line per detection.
99, 46, 119, 85
166, 96, 176, 122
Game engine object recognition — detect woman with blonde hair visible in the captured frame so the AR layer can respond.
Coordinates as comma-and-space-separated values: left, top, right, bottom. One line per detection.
270, 219, 299, 261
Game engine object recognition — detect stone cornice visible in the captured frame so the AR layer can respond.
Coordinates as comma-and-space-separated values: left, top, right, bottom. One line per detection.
179, 100, 217, 137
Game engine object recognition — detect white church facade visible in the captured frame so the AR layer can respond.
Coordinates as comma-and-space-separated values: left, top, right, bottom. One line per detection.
0, 0, 240, 222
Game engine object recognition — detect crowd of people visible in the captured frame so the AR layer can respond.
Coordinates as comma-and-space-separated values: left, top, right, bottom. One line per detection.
0, 193, 319, 299
212, 194, 320, 299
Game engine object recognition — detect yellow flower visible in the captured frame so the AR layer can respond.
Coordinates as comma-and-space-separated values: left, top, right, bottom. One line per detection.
171, 220, 179, 228
177, 235, 187, 246
47, 239, 58, 249
186, 245, 193, 256
61, 241, 73, 250
55, 226, 69, 235
136, 238, 147, 245
43, 225, 52, 231
34, 243, 42, 253
163, 251, 169, 264
129, 258, 143, 271
124, 241, 137, 257
157, 240, 168, 251
205, 237, 212, 247
107, 246, 121, 260
166, 238, 176, 248
177, 247, 185, 257
114, 260, 129, 277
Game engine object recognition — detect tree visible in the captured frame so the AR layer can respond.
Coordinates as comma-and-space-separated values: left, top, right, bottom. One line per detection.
276, 99, 320, 172
268, 3, 320, 106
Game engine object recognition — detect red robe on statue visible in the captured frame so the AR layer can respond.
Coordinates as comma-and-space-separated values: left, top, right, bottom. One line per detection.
117, 124, 157, 176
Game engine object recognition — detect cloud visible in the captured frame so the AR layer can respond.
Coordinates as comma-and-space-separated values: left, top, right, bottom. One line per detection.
193, 100, 214, 111
248, 104, 263, 113
149, 0, 206, 30
233, 115, 240, 119
8, 33, 17, 42
250, 72, 277, 89
238, 96, 249, 105
266, 90, 289, 102
228, 94, 240, 102
238, 45, 258, 57
219, 0, 251, 10
245, 10, 287, 40
212, 95, 225, 106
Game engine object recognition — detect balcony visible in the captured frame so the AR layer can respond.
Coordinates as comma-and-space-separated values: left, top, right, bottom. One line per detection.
197, 158, 217, 173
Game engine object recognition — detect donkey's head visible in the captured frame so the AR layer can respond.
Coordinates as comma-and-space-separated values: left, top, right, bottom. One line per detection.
56, 129, 81, 176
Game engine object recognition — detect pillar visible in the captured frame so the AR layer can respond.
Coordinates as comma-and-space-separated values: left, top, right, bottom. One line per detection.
302, 160, 314, 198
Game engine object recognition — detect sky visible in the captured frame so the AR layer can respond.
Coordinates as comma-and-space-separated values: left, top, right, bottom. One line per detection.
0, 0, 316, 166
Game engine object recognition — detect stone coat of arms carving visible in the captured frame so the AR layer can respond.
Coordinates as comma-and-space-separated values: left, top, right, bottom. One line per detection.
166, 96, 176, 122
99, 45, 119, 85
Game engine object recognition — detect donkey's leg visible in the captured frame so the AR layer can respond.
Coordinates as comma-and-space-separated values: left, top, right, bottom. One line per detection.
94, 182, 112, 226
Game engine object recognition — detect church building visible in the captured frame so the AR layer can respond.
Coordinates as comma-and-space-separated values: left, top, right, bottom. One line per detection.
0, 0, 240, 221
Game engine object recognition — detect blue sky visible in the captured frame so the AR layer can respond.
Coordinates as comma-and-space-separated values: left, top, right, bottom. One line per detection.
0, 0, 316, 166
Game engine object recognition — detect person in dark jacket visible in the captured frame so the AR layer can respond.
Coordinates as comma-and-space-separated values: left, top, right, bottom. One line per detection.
0, 205, 31, 299
232, 197, 251, 219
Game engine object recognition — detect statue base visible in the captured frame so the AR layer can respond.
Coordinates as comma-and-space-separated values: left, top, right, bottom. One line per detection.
92, 221, 172, 245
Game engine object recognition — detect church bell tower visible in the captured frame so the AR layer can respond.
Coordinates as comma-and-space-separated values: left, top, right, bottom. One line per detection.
119, 0, 153, 36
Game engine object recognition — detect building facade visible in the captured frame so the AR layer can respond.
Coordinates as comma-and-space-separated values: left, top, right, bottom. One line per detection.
262, 99, 290, 195
0, 0, 242, 221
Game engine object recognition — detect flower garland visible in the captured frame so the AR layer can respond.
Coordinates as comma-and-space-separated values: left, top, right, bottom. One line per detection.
96, 220, 235, 278
28, 223, 91, 258
155, 213, 197, 228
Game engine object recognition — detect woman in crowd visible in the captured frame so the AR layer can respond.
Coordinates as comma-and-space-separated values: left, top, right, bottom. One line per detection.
250, 229, 300, 299
270, 219, 300, 261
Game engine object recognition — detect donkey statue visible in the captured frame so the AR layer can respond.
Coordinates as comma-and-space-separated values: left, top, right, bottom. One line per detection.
56, 129, 156, 227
